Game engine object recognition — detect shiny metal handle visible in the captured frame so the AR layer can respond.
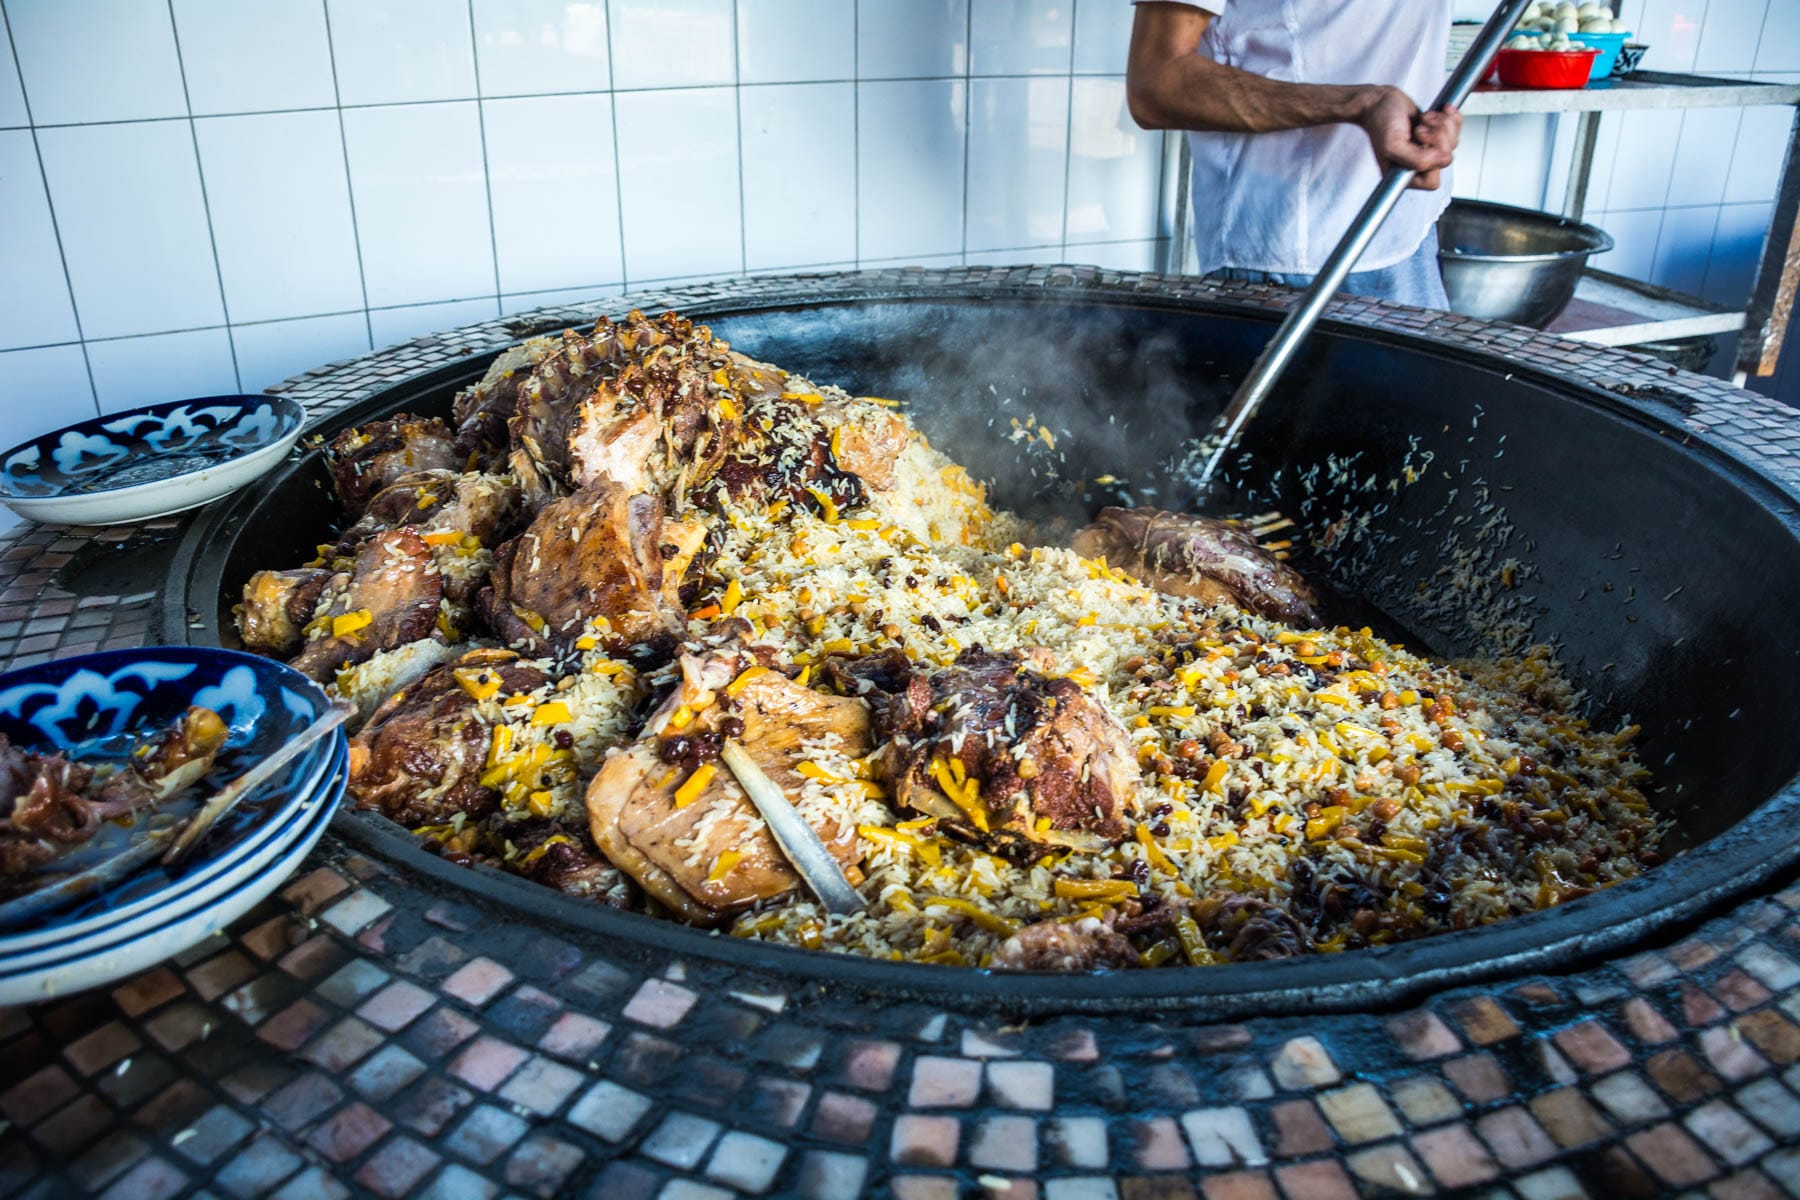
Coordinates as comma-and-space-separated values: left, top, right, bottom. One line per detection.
1193, 0, 1536, 496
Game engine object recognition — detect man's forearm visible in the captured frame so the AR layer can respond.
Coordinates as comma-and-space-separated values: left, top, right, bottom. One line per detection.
1125, 2, 1455, 187
1127, 43, 1377, 134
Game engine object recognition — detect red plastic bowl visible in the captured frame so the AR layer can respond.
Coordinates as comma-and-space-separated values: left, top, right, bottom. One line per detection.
1496, 47, 1601, 88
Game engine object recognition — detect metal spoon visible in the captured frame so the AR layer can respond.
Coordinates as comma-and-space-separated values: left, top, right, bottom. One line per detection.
162, 703, 351, 866
719, 740, 866, 916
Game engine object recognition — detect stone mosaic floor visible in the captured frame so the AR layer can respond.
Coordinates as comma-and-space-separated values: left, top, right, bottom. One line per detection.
1, 269, 1798, 1198
5, 841, 1800, 1199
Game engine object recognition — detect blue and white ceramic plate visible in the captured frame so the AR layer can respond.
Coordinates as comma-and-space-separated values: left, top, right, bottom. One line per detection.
0, 647, 341, 954
0, 394, 306, 525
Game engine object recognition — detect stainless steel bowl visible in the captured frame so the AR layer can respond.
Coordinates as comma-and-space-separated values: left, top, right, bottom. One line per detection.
1437, 198, 1614, 328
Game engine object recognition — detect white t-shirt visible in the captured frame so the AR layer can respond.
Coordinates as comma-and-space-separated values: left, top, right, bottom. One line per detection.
1136, 0, 1453, 274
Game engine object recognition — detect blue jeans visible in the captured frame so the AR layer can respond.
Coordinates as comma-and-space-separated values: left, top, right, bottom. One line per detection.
1207, 228, 1450, 310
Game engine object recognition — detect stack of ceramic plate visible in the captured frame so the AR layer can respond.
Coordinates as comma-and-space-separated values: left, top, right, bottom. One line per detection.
0, 648, 347, 1004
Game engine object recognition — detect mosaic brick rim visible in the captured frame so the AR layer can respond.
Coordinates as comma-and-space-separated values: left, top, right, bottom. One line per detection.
157, 267, 1800, 1018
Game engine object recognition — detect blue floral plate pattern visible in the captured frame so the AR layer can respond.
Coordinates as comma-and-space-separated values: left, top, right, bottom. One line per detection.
0, 394, 306, 525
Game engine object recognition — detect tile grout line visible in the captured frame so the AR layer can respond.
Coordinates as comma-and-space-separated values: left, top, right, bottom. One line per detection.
1640, 0, 1716, 277
603, 0, 630, 292
2, 0, 99, 417
959, 0, 973, 265
732, 1, 747, 276
467, 0, 504, 314
318, 0, 376, 353
1060, 0, 1079, 259
165, 0, 243, 396
853, 0, 861, 266
0, 68, 1131, 133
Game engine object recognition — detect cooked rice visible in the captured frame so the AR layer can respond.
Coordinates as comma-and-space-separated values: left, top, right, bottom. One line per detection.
334, 372, 1662, 969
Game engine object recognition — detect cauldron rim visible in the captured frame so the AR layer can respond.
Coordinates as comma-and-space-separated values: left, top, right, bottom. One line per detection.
167, 272, 1800, 1017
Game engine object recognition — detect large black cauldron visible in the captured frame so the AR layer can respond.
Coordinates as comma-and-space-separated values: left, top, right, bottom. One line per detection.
168, 273, 1800, 1015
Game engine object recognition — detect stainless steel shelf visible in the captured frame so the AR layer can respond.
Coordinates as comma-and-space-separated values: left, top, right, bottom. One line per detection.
1463, 71, 1800, 116
1548, 269, 1745, 348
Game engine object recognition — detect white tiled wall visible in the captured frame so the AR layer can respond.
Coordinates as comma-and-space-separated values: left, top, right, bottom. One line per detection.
0, 0, 1157, 444
3, 0, 1790, 447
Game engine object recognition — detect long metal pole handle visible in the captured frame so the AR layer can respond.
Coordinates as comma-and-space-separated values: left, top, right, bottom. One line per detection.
1193, 0, 1536, 495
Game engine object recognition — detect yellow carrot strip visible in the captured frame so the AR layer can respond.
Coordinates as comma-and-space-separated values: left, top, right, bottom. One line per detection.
806, 487, 840, 523
1054, 878, 1139, 902
1134, 824, 1176, 873
485, 724, 513, 769
725, 666, 768, 698
455, 667, 502, 701
920, 895, 1018, 936
1174, 913, 1214, 964
531, 701, 572, 726
707, 850, 742, 882
673, 763, 716, 808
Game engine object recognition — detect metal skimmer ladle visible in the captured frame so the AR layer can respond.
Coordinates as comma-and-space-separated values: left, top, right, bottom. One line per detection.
1191, 0, 1537, 499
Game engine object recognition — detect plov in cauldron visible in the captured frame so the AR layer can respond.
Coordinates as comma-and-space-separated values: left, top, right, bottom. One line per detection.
233, 309, 1660, 972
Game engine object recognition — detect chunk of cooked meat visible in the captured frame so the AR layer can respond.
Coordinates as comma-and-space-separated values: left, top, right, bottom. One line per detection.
508, 326, 628, 507
848, 647, 1139, 857
290, 528, 445, 682
238, 567, 334, 655
0, 707, 228, 879
505, 820, 637, 907
708, 396, 868, 516
325, 414, 460, 515
1071, 507, 1319, 625
1192, 892, 1310, 961
586, 656, 870, 925
0, 742, 93, 875
476, 481, 703, 657
328, 470, 524, 608
566, 321, 745, 506
990, 916, 1138, 971
453, 335, 557, 470
812, 395, 910, 492
121, 706, 231, 804
507, 311, 721, 507
332, 639, 464, 724
348, 649, 549, 828
336, 469, 522, 552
